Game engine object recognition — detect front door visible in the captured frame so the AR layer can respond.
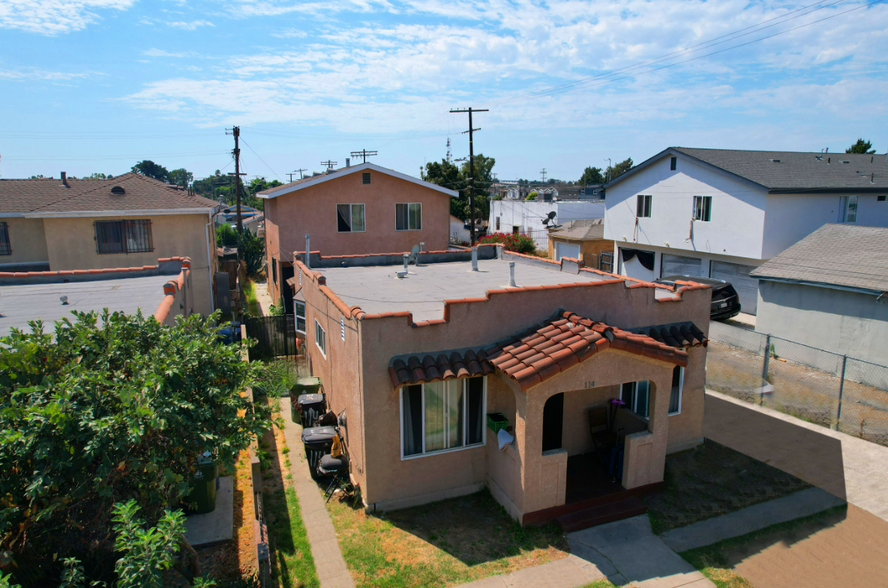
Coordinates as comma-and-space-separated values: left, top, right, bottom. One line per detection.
542, 393, 564, 452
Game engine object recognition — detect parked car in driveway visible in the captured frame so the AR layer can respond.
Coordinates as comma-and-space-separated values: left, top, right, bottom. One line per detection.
656, 275, 742, 321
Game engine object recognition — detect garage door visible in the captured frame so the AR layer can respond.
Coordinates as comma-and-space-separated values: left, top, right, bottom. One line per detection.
661, 254, 702, 278
711, 261, 759, 314
555, 242, 581, 262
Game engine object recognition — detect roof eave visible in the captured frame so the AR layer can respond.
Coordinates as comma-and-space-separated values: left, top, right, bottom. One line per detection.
25, 207, 216, 218
767, 187, 888, 194
753, 275, 886, 297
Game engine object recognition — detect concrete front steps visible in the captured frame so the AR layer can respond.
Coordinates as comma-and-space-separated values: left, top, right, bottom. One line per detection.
557, 496, 649, 533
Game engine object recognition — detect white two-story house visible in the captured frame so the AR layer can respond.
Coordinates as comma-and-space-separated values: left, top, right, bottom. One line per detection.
603, 147, 888, 313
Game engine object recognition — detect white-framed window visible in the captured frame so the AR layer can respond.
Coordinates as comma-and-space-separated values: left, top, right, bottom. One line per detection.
621, 380, 650, 418
314, 319, 326, 357
295, 300, 306, 334
636, 195, 652, 218
693, 196, 712, 222
669, 366, 684, 416
400, 376, 486, 459
396, 202, 422, 231
839, 196, 858, 223
337, 203, 365, 232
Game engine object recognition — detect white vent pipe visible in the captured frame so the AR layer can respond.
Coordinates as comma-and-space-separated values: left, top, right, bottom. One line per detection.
471, 246, 479, 271
509, 262, 517, 287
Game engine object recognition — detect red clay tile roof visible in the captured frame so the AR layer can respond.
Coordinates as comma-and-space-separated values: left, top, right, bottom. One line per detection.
1, 173, 217, 215
389, 311, 689, 391
631, 322, 708, 348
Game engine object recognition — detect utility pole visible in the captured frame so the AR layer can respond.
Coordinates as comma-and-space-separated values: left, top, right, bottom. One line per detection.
450, 107, 488, 245
225, 126, 245, 234
540, 168, 547, 183
605, 158, 612, 183
350, 149, 378, 164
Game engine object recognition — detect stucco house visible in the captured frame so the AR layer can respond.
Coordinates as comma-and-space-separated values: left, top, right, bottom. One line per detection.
547, 219, 613, 271
258, 162, 456, 311
490, 199, 605, 252
751, 224, 888, 366
0, 173, 219, 316
289, 245, 710, 528
603, 148, 888, 314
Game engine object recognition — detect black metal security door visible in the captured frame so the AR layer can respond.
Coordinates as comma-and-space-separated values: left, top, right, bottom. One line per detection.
245, 314, 296, 360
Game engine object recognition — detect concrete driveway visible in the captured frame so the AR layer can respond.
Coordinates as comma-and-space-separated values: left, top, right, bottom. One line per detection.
704, 390, 888, 522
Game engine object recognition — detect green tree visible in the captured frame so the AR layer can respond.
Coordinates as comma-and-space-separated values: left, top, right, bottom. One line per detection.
605, 157, 634, 182
579, 166, 604, 185
168, 168, 193, 188
846, 138, 875, 154
88, 172, 110, 179
131, 160, 170, 182
0, 311, 266, 583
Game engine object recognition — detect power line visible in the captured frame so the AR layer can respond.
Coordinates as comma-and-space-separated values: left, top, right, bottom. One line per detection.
450, 107, 488, 245
240, 138, 282, 182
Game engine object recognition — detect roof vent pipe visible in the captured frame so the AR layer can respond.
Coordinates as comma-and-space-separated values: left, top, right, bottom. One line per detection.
61, 171, 68, 186
420, 242, 425, 252
346, 157, 350, 167
305, 234, 311, 269
509, 262, 517, 287
471, 246, 479, 271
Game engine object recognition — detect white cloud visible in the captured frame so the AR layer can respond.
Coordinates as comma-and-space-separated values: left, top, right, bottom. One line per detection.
0, 0, 135, 35
142, 48, 200, 58
0, 67, 95, 81
167, 19, 214, 29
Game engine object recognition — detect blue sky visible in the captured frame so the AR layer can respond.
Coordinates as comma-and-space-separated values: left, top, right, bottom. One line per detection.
1, 0, 886, 183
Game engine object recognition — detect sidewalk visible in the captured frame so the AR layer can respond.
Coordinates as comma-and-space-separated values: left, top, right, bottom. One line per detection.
280, 397, 355, 588
705, 390, 888, 522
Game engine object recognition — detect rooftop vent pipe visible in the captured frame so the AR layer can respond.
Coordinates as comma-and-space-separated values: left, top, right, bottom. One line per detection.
305, 234, 311, 269
471, 246, 479, 271
346, 157, 351, 167
509, 262, 517, 287
61, 172, 68, 186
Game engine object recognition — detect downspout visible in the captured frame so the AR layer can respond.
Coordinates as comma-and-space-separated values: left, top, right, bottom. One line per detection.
206, 207, 222, 315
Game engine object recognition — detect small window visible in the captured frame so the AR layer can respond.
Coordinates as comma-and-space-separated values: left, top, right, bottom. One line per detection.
669, 366, 684, 415
362, 172, 371, 185
636, 195, 652, 218
839, 196, 858, 223
512, 226, 519, 235
94, 219, 153, 254
495, 216, 501, 230
340, 315, 345, 341
396, 203, 422, 231
0, 222, 10, 255
272, 259, 278, 284
315, 319, 326, 356
621, 381, 650, 418
295, 300, 306, 333
337, 203, 365, 232
670, 157, 677, 171
401, 376, 485, 458
878, 195, 886, 202
693, 196, 712, 222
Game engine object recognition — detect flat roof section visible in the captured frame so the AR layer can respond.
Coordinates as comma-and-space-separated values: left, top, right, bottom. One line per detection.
317, 257, 617, 322
0, 274, 171, 336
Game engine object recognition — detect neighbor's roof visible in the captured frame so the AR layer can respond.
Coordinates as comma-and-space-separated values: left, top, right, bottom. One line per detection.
389, 311, 688, 391
1, 173, 218, 216
751, 224, 888, 294
606, 147, 888, 193
550, 218, 605, 241
256, 162, 458, 199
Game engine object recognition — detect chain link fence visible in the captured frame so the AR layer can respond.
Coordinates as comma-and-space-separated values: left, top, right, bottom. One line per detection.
706, 321, 888, 446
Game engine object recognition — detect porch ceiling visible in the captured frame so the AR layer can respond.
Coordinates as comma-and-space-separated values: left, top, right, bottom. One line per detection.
388, 311, 688, 391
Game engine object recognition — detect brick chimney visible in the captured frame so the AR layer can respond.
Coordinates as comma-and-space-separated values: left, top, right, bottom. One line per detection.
61, 172, 68, 186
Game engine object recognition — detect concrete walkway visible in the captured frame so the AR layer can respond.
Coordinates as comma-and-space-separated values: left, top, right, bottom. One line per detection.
705, 390, 888, 522
661, 487, 845, 553
567, 516, 715, 588
254, 281, 274, 315
280, 397, 355, 588
452, 555, 610, 588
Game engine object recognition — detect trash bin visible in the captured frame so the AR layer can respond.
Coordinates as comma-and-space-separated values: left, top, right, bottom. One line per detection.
291, 377, 322, 396
302, 426, 337, 480
217, 322, 242, 345
296, 393, 326, 428
184, 453, 218, 514
289, 377, 323, 425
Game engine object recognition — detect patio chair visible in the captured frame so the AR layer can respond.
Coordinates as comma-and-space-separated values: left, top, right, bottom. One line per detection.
589, 406, 618, 467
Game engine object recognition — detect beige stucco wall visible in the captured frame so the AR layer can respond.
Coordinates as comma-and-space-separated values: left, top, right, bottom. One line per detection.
265, 170, 451, 303
41, 213, 215, 316
0, 217, 49, 267
547, 236, 613, 268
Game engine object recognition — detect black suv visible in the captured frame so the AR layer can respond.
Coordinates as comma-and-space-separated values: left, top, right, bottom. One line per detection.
656, 275, 742, 321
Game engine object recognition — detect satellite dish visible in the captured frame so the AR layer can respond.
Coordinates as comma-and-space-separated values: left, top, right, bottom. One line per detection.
541, 211, 557, 227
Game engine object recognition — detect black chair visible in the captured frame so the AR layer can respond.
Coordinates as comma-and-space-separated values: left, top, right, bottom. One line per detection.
318, 453, 352, 503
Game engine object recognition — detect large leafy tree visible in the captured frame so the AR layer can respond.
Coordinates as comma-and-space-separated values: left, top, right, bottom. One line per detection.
846, 138, 875, 154
423, 154, 495, 222
0, 311, 266, 584
131, 160, 170, 182
605, 157, 634, 182
168, 168, 193, 188
579, 166, 604, 185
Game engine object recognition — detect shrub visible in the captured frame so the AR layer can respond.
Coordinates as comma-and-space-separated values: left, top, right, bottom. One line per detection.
478, 232, 536, 254
525, 191, 538, 201
0, 311, 268, 583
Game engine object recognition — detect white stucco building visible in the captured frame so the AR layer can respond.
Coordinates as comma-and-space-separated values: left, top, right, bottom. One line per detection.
489, 199, 606, 251
603, 147, 888, 314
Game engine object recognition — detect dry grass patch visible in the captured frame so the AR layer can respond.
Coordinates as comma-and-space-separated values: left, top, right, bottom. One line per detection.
326, 490, 568, 588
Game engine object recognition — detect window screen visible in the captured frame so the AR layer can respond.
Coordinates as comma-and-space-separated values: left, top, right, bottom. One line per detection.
95, 220, 153, 254
0, 222, 10, 256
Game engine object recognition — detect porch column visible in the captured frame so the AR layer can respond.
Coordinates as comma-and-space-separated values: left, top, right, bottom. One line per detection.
522, 389, 567, 514
622, 366, 673, 489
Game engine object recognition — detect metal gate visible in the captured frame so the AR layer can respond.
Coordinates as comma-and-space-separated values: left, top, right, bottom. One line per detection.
599, 251, 614, 273
245, 314, 297, 361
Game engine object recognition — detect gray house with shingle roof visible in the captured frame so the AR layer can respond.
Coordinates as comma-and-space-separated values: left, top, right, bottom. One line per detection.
603, 147, 888, 314
751, 224, 888, 365
0, 172, 220, 315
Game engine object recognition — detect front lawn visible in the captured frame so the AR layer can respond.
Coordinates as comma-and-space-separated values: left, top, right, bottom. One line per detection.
326, 490, 568, 588
645, 439, 811, 534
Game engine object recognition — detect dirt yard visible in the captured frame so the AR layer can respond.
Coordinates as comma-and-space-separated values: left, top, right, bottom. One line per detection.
707, 505, 888, 588
645, 440, 811, 535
